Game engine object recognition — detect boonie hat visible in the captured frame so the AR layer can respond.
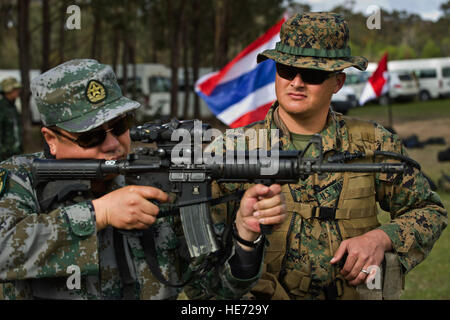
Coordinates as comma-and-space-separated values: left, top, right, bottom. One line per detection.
31, 59, 140, 132
0, 77, 22, 93
257, 12, 368, 71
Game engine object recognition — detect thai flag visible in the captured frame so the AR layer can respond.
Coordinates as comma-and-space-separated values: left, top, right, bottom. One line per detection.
195, 17, 286, 128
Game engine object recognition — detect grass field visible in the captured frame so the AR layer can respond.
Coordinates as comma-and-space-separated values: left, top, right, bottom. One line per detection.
401, 194, 450, 300
349, 98, 450, 300
348, 98, 450, 123
376, 193, 449, 300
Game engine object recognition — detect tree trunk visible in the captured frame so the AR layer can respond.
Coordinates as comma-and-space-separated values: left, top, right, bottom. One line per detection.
148, 5, 158, 63
42, 0, 51, 72
181, 5, 190, 119
168, 0, 187, 118
17, 0, 32, 152
192, 0, 200, 119
121, 31, 129, 96
111, 26, 120, 74
91, 11, 102, 60
58, 0, 66, 63
214, 0, 229, 69
129, 38, 137, 99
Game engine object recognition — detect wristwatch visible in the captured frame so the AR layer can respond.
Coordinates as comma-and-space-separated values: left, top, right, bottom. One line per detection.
232, 222, 265, 248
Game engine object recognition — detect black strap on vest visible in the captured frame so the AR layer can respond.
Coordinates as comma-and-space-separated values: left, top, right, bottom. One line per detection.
313, 206, 337, 220
113, 228, 137, 299
113, 227, 191, 289
324, 281, 339, 300
141, 227, 191, 288
132, 191, 246, 288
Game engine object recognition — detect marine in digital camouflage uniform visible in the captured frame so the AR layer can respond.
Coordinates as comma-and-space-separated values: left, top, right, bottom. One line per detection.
0, 59, 287, 299
0, 77, 23, 161
208, 13, 447, 300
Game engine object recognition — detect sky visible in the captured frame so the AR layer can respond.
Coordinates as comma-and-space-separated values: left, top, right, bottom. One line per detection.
297, 0, 447, 21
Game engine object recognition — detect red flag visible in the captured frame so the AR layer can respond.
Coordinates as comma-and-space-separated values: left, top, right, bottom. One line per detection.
359, 52, 389, 105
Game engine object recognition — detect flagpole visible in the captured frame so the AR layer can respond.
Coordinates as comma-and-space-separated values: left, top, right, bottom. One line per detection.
386, 60, 393, 131
387, 98, 393, 129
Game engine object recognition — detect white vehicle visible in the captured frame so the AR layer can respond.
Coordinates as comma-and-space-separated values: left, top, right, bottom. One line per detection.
346, 57, 450, 103
343, 67, 371, 101
0, 69, 41, 123
115, 63, 171, 121
387, 71, 419, 102
115, 63, 213, 121
374, 57, 450, 101
331, 84, 358, 114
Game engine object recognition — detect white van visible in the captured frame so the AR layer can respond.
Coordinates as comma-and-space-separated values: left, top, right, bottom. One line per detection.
365, 63, 420, 103
387, 71, 419, 102
387, 57, 450, 100
345, 58, 450, 103
331, 84, 358, 114
115, 63, 171, 120
0, 69, 41, 123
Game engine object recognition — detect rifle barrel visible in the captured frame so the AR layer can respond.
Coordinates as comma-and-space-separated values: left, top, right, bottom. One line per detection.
32, 158, 406, 183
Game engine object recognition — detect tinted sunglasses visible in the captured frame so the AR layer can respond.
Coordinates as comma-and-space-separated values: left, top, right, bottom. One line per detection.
50, 113, 135, 148
276, 63, 339, 84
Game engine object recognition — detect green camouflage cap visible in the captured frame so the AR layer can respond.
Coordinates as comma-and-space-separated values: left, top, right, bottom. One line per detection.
0, 77, 22, 93
258, 12, 368, 71
31, 59, 140, 132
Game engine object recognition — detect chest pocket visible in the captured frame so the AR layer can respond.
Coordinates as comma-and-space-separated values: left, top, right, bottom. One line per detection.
264, 185, 295, 275
336, 172, 379, 239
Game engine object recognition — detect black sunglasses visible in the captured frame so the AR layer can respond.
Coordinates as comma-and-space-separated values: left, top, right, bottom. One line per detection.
276, 63, 339, 84
50, 113, 135, 148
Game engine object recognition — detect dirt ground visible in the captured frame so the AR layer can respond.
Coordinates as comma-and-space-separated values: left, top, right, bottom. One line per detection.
387, 117, 450, 184
391, 118, 450, 141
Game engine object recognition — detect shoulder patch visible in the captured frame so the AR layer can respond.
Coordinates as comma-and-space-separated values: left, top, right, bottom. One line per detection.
0, 168, 8, 197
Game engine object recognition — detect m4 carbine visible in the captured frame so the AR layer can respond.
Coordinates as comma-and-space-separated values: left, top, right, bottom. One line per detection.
32, 119, 418, 258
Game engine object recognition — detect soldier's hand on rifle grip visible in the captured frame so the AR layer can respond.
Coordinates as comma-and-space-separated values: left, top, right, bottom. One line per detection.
92, 185, 168, 231
235, 184, 286, 250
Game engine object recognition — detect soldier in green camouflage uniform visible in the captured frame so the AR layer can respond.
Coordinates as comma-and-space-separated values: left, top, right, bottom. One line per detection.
0, 77, 23, 161
0, 59, 287, 299
209, 13, 447, 299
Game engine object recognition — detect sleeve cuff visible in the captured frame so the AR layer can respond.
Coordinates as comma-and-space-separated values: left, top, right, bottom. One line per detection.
377, 223, 415, 272
229, 240, 264, 279
378, 223, 414, 253
226, 241, 265, 284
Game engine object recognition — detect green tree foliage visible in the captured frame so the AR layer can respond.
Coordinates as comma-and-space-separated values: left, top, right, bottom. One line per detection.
441, 0, 450, 17
0, 0, 284, 69
0, 1, 449, 70
332, 5, 450, 61
422, 39, 443, 58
